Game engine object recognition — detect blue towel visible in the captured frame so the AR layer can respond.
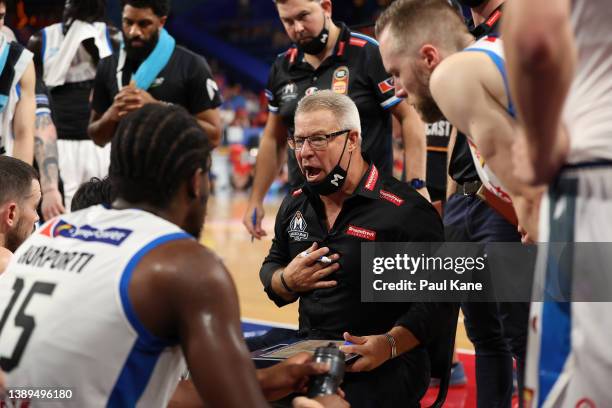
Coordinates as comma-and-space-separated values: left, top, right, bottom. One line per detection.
0, 42, 11, 112
132, 28, 175, 91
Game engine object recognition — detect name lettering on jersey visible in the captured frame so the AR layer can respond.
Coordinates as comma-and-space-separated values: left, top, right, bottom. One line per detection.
288, 211, 308, 241
41, 220, 132, 246
379, 190, 404, 206
17, 245, 95, 274
346, 225, 376, 241
377, 78, 395, 94
425, 121, 452, 138
332, 66, 349, 95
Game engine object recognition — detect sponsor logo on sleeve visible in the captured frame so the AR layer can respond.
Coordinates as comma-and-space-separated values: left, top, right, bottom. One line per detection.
377, 78, 395, 94
206, 78, 219, 100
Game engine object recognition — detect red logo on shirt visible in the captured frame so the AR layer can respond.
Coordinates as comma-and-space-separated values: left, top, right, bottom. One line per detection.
292, 188, 303, 197
349, 37, 367, 48
364, 165, 379, 191
377, 78, 394, 94
346, 225, 377, 241
486, 10, 502, 28
379, 190, 404, 206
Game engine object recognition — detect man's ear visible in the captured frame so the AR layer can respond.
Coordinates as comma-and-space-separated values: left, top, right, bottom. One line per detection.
348, 130, 360, 152
321, 0, 333, 19
159, 16, 168, 27
0, 203, 18, 228
419, 44, 442, 70
188, 168, 204, 199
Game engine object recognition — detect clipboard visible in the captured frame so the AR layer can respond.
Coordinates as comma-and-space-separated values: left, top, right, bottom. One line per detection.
251, 340, 360, 368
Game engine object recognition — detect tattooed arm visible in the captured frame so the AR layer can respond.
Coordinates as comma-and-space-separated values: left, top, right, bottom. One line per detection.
35, 113, 65, 220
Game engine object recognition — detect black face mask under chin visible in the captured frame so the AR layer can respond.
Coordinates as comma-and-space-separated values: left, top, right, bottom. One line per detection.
296, 13, 330, 55
305, 133, 352, 196
457, 0, 488, 8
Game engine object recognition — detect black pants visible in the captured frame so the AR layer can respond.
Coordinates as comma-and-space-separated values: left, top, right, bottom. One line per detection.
444, 194, 529, 408
248, 329, 430, 408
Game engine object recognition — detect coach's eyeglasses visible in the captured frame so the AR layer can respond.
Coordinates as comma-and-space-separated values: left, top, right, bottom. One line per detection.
288, 129, 350, 151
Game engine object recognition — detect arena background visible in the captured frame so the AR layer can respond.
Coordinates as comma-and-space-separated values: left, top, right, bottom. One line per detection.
3, 1, 517, 406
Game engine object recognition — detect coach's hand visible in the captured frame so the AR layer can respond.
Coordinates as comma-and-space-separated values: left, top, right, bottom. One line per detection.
283, 242, 341, 293
340, 332, 391, 373
243, 200, 267, 240
259, 352, 329, 401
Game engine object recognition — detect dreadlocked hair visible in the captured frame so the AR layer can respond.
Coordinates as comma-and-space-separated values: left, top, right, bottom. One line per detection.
109, 104, 211, 209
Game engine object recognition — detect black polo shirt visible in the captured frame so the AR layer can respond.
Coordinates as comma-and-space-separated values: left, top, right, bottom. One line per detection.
260, 161, 451, 344
91, 45, 221, 116
266, 23, 400, 186
449, 5, 504, 184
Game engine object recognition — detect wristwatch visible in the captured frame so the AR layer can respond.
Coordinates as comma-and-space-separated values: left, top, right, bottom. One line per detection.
409, 178, 426, 189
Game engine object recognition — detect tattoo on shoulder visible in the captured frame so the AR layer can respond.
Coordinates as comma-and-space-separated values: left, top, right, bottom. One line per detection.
35, 114, 53, 129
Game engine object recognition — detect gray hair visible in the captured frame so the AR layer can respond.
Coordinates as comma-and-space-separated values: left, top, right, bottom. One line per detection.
295, 90, 361, 135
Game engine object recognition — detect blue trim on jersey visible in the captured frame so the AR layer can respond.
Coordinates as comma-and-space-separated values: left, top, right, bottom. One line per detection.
350, 32, 379, 46
16, 84, 21, 99
538, 179, 576, 407
105, 27, 113, 53
118, 232, 190, 345
108, 232, 191, 407
381, 96, 402, 110
41, 29, 47, 60
464, 48, 516, 117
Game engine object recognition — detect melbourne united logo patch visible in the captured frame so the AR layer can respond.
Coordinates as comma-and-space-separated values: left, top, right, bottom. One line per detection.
281, 82, 298, 102
288, 211, 308, 241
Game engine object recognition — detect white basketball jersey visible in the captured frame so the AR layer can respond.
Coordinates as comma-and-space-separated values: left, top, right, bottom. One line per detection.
0, 205, 192, 407
463, 36, 514, 203
563, 0, 612, 163
42, 21, 114, 87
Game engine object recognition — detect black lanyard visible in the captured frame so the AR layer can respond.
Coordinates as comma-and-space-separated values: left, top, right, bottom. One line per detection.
470, 5, 503, 38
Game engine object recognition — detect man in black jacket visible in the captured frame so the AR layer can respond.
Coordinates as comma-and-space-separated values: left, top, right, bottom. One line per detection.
253, 90, 454, 408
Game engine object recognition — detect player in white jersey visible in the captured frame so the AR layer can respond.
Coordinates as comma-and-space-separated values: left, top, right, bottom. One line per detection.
376, 1, 545, 405
504, 0, 612, 406
376, 0, 542, 239
0, 104, 345, 407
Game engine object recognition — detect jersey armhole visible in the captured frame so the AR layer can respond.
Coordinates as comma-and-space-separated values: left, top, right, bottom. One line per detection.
118, 232, 192, 348
462, 48, 516, 117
